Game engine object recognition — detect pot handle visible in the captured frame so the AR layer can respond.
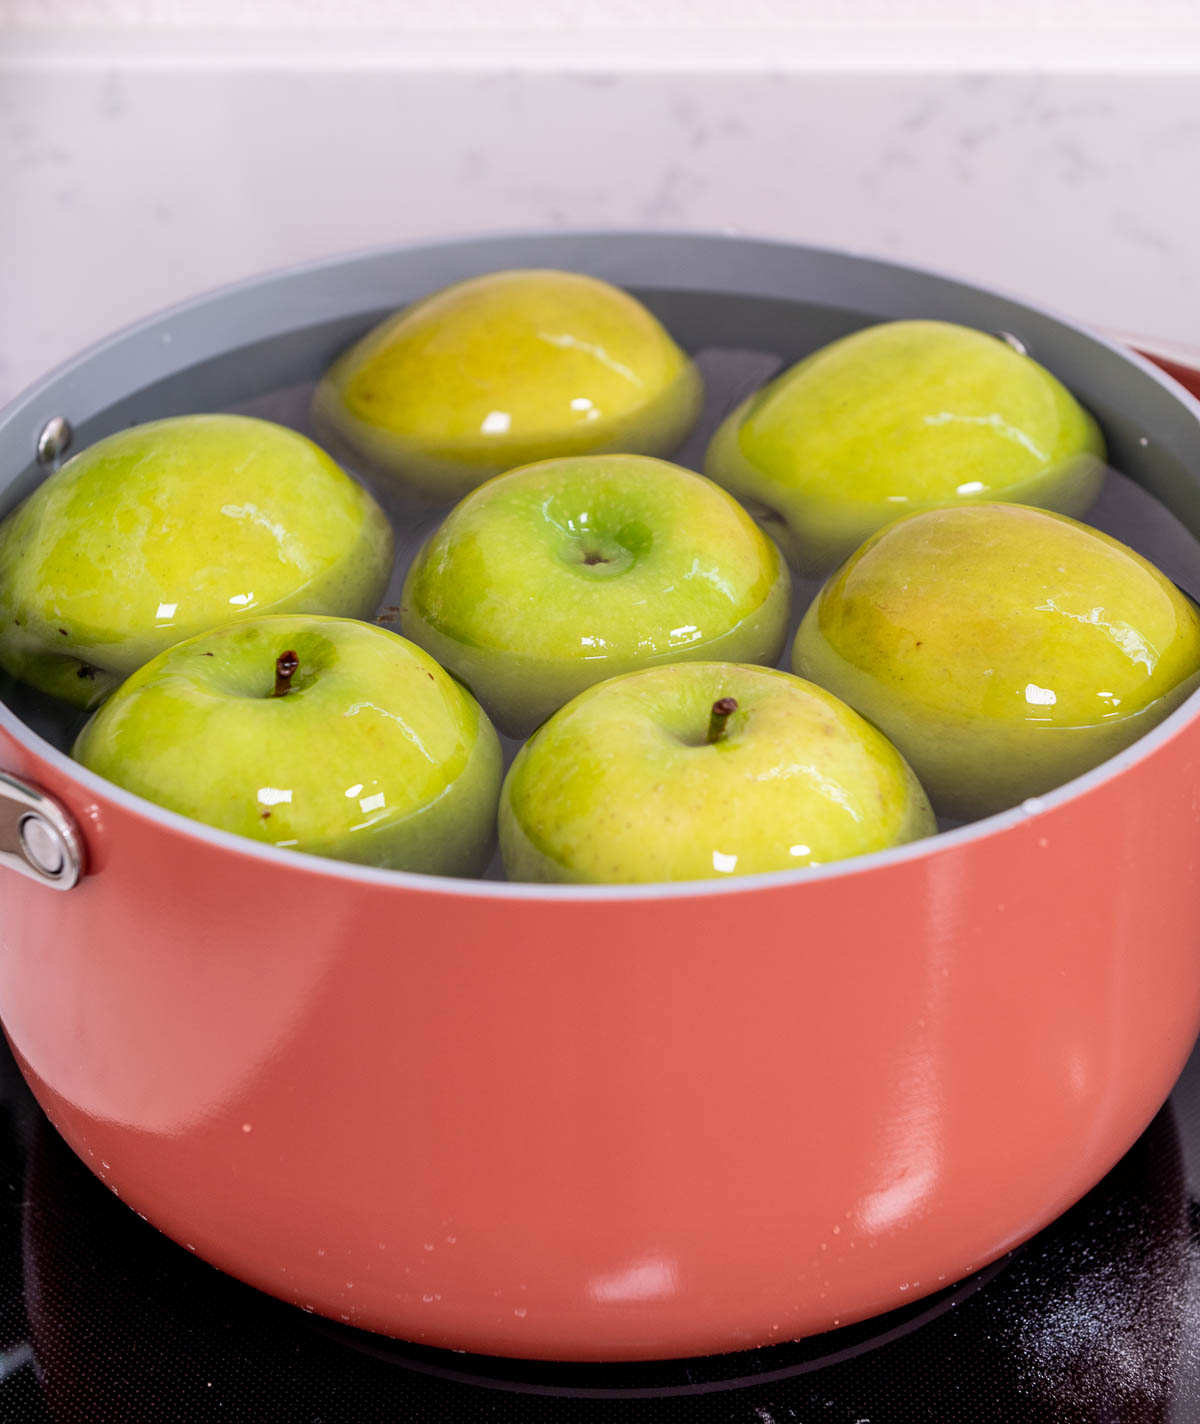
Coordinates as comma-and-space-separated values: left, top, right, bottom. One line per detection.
0, 773, 84, 890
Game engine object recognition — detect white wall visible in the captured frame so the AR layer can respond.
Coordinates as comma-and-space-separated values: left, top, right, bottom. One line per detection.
2, 5, 1199, 404
4, 0, 1199, 52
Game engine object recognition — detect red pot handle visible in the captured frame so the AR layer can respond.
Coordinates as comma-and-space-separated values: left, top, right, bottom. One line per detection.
1116, 332, 1200, 399
1137, 349, 1200, 401
0, 772, 84, 889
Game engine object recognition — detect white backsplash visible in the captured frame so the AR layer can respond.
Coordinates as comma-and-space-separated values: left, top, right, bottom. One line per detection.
2, 64, 1199, 404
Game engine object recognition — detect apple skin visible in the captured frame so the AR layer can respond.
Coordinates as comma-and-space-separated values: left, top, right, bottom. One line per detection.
72, 615, 502, 875
499, 662, 935, 884
705, 319, 1106, 575
0, 415, 394, 710
400, 454, 792, 738
792, 503, 1200, 820
311, 269, 703, 505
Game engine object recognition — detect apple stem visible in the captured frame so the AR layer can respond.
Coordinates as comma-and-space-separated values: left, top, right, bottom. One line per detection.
272, 650, 299, 698
706, 697, 738, 744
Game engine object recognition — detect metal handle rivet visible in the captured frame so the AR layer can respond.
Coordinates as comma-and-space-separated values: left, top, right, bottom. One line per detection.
19, 816, 65, 877
0, 774, 82, 889
36, 416, 74, 470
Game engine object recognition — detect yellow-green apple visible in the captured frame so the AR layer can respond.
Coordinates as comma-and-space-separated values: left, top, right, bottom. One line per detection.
792, 502, 1200, 819
0, 414, 394, 708
73, 615, 502, 875
499, 662, 935, 883
400, 453, 791, 737
705, 319, 1105, 574
312, 269, 702, 504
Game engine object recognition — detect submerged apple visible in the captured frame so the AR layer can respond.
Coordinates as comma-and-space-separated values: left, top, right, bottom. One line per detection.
312, 269, 703, 505
400, 454, 791, 738
705, 319, 1106, 574
0, 415, 394, 709
499, 662, 935, 884
792, 503, 1200, 819
73, 615, 502, 875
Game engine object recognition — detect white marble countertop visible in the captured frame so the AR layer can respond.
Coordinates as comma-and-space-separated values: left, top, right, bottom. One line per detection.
2, 19, 1199, 405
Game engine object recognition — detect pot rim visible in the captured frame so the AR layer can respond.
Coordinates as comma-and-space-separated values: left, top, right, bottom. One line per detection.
4, 226, 1199, 903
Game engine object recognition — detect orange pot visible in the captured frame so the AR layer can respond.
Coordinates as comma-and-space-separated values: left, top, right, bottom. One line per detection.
0, 233, 1198, 1361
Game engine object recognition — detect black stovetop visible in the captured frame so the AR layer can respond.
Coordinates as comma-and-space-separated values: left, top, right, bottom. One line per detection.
1, 1033, 1199, 1424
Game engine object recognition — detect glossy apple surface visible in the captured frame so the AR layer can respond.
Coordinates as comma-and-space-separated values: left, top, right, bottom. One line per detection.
312, 269, 703, 505
400, 454, 791, 737
792, 503, 1200, 820
73, 615, 502, 875
705, 319, 1106, 574
0, 415, 394, 709
499, 662, 935, 883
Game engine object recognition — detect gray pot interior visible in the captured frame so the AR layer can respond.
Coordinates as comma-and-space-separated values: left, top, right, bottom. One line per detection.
1, 231, 1199, 883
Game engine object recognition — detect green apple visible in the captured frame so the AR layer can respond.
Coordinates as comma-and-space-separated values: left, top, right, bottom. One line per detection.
499, 662, 934, 884
311, 268, 703, 505
0, 414, 394, 710
705, 319, 1106, 574
792, 503, 1200, 820
73, 615, 502, 875
400, 454, 791, 738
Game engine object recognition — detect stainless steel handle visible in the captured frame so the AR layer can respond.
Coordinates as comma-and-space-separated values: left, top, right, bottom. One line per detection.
0, 773, 83, 890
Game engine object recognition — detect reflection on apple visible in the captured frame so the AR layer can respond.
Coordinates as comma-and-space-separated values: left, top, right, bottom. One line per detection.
705, 319, 1105, 575
400, 453, 792, 738
499, 662, 935, 884
73, 615, 503, 876
792, 503, 1200, 820
0, 415, 394, 709
312, 269, 703, 506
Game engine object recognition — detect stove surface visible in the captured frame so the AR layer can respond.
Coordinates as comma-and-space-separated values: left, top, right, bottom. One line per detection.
0, 1034, 1198, 1422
